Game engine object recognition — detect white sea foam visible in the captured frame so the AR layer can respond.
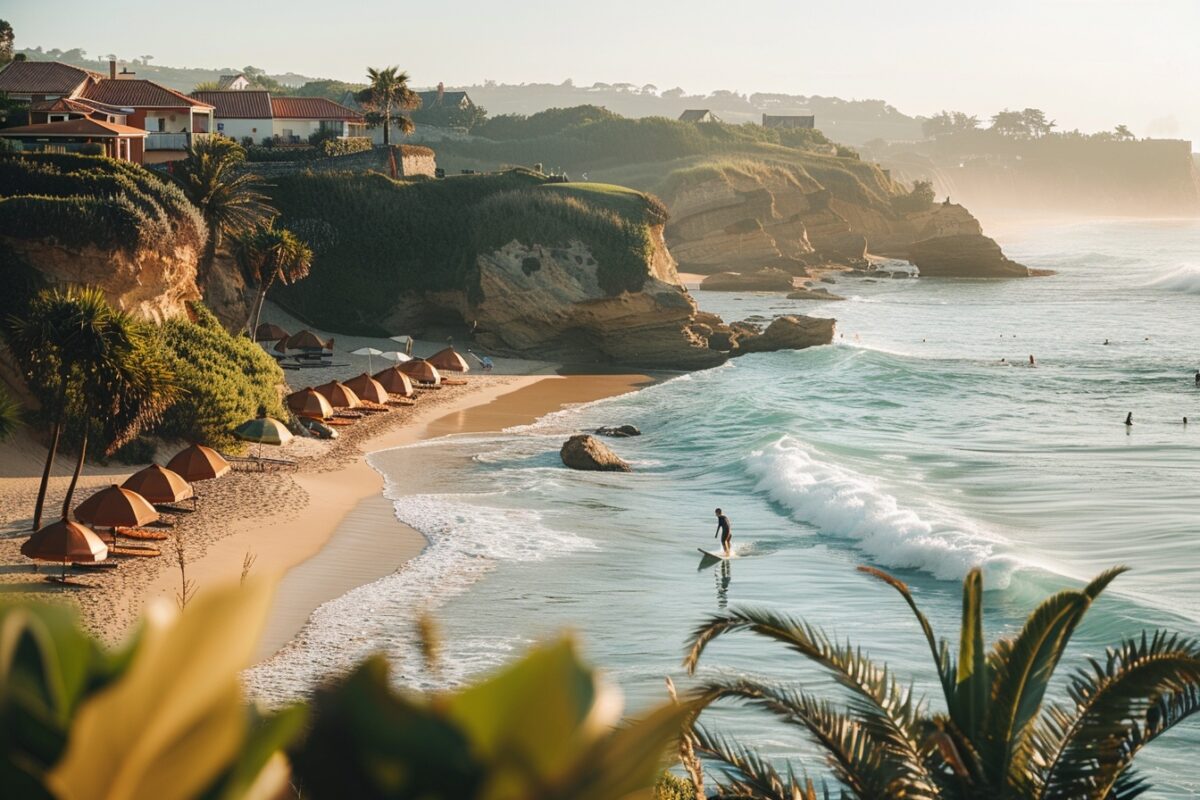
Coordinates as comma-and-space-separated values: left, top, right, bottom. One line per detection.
745, 436, 1017, 583
244, 493, 594, 703
1146, 263, 1200, 294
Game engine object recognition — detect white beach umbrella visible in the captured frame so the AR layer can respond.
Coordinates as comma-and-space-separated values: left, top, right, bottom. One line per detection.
350, 346, 384, 372
380, 350, 413, 363
389, 335, 414, 355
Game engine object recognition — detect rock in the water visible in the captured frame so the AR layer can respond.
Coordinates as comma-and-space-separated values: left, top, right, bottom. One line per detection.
787, 287, 846, 301
909, 234, 1043, 278
560, 435, 632, 472
735, 315, 836, 355
699, 268, 795, 292
595, 425, 641, 438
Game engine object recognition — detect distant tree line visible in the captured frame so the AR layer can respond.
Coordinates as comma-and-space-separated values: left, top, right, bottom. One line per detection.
923, 107, 1138, 142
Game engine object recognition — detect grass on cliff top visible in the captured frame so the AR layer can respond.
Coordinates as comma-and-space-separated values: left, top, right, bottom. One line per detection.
268, 169, 666, 335
0, 152, 207, 254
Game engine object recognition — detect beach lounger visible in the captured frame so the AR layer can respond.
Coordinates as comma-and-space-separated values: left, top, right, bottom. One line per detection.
72, 561, 118, 570
115, 527, 169, 541
441, 378, 469, 386
108, 545, 161, 558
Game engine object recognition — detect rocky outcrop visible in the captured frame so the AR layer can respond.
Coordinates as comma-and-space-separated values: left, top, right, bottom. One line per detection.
735, 315, 837, 355
4, 239, 200, 323
699, 268, 795, 292
908, 234, 1034, 278
787, 286, 846, 301
596, 425, 641, 437
560, 434, 632, 472
466, 226, 724, 369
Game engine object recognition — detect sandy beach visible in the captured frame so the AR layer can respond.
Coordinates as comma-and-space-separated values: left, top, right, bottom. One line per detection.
0, 360, 649, 655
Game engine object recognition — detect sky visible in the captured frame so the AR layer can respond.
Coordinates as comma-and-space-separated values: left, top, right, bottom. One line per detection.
8, 0, 1200, 143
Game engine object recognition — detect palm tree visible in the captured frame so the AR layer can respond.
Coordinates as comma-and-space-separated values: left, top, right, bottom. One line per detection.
171, 137, 275, 278
684, 566, 1200, 799
0, 385, 21, 442
355, 66, 420, 147
3, 287, 176, 529
231, 224, 313, 338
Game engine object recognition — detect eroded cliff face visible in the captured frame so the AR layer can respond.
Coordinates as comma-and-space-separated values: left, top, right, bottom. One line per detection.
4, 238, 201, 322
469, 228, 723, 368
661, 164, 1034, 278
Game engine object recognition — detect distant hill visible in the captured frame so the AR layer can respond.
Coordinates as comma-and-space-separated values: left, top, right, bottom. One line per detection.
14, 47, 319, 92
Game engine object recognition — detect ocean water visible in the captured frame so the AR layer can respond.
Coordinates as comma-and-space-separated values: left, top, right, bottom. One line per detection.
250, 218, 1200, 794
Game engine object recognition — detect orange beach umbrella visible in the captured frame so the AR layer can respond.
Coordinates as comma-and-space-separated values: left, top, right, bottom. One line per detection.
22, 519, 108, 582
428, 346, 470, 373
74, 485, 158, 529
397, 359, 442, 386
255, 322, 289, 342
121, 464, 194, 505
288, 388, 335, 419
372, 367, 415, 397
343, 373, 390, 405
167, 444, 231, 482
285, 330, 328, 350
314, 381, 361, 409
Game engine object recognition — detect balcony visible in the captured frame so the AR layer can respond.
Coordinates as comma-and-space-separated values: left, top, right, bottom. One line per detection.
145, 131, 211, 151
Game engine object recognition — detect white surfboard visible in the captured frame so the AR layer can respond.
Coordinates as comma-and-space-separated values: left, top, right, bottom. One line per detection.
697, 548, 733, 563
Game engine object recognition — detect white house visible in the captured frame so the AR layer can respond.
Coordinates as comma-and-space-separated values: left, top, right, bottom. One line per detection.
193, 90, 365, 145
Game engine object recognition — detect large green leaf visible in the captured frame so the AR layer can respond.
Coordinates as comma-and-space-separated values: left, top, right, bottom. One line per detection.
952, 568, 988, 744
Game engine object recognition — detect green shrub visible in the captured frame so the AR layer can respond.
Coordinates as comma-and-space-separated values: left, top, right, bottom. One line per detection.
245, 145, 318, 162
157, 303, 285, 452
891, 179, 936, 212
320, 136, 372, 158
654, 772, 697, 800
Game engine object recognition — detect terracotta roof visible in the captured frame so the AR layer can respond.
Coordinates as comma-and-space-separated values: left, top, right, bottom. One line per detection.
0, 117, 149, 137
83, 79, 215, 109
0, 60, 99, 95
270, 96, 363, 121
29, 96, 132, 116
193, 90, 272, 119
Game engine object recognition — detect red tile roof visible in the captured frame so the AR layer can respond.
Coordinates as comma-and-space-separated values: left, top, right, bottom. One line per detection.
270, 96, 363, 121
83, 79, 214, 109
191, 90, 272, 119
0, 117, 149, 137
29, 96, 132, 116
0, 61, 100, 96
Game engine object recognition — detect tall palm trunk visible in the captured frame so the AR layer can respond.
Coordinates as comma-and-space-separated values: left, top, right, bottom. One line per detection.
383, 98, 392, 147
32, 377, 69, 530
61, 425, 87, 520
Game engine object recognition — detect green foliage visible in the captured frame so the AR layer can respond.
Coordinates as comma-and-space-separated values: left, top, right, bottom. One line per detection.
170, 138, 273, 256
0, 384, 21, 441
319, 136, 372, 157
0, 153, 206, 254
268, 169, 667, 333
356, 66, 419, 145
891, 179, 936, 213
1, 582, 687, 799
685, 566, 1200, 799
157, 303, 285, 452
653, 771, 696, 800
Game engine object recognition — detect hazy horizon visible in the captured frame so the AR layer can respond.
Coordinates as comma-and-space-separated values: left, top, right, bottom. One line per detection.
9, 0, 1200, 144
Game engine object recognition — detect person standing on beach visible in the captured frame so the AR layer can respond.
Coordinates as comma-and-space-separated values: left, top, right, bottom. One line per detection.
714, 508, 732, 556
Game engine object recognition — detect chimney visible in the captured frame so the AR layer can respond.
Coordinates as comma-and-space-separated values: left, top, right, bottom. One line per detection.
109, 59, 117, 79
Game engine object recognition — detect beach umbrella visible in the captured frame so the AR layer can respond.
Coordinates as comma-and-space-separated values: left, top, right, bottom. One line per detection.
344, 373, 390, 405
350, 347, 383, 372
21, 519, 108, 583
167, 444, 231, 482
287, 388, 334, 419
389, 335, 413, 355
121, 464, 193, 505
380, 350, 412, 363
286, 330, 327, 350
255, 322, 289, 342
234, 416, 293, 460
75, 485, 159, 529
397, 359, 442, 386
273, 337, 289, 354
428, 346, 470, 373
313, 380, 362, 409
372, 367, 415, 397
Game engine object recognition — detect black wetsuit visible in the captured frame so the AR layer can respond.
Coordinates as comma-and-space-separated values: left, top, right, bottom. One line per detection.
716, 514, 732, 552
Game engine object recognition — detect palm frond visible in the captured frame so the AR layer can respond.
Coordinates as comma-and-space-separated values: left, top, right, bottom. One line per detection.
693, 677, 939, 799
693, 726, 823, 800
1038, 630, 1200, 800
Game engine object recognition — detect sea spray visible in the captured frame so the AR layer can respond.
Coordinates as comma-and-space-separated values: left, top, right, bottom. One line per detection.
745, 436, 1017, 584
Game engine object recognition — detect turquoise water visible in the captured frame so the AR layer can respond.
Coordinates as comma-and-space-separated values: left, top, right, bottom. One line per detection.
252, 219, 1200, 794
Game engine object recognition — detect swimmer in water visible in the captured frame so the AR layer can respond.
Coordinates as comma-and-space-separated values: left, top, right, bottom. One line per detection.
1029, 354, 1036, 366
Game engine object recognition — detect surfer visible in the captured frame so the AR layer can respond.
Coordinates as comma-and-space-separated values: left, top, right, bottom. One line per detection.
1194, 370, 1199, 386
1125, 412, 1134, 426
714, 508, 732, 557
1029, 354, 1036, 366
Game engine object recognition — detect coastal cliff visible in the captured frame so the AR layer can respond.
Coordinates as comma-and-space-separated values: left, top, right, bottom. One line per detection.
268, 169, 833, 367
0, 153, 207, 322
657, 160, 1033, 278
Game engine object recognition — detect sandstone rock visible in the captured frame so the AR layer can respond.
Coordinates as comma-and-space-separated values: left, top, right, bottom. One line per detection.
787, 287, 846, 301
595, 425, 641, 437
735, 315, 836, 355
560, 434, 632, 472
908, 234, 1036, 278
699, 268, 795, 292
707, 331, 737, 352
